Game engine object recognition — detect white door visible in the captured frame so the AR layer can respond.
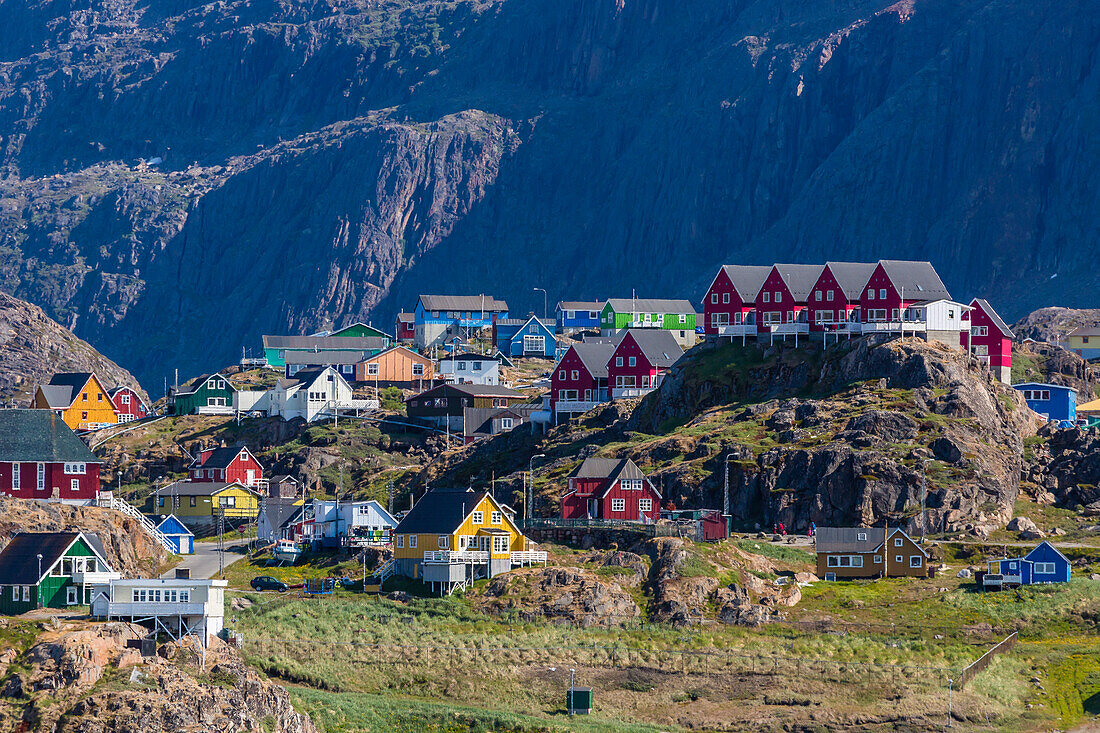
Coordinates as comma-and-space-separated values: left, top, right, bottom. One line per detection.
246, 470, 255, 486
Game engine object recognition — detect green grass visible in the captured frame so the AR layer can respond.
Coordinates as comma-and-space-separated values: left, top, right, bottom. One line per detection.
734, 539, 815, 565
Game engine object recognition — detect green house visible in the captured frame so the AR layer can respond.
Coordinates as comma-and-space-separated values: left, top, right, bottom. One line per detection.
0, 532, 118, 614
329, 322, 392, 339
171, 373, 238, 415
600, 298, 698, 347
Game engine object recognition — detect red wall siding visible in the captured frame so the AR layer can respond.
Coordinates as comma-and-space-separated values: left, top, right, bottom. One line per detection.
962, 303, 1013, 369
754, 268, 800, 333
806, 266, 859, 331
0, 461, 99, 500
225, 452, 263, 485
703, 269, 753, 335
599, 479, 661, 521
551, 349, 598, 408
608, 334, 659, 388
110, 388, 147, 419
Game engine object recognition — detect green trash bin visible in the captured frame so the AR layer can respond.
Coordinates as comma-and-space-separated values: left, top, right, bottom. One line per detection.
567, 686, 592, 715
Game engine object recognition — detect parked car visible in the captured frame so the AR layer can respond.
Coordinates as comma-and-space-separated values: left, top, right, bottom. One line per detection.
250, 575, 288, 592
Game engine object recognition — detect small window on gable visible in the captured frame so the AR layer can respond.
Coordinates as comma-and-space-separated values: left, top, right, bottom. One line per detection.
894, 537, 903, 547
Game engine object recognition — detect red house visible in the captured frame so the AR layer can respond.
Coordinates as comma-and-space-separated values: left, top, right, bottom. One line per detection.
754, 264, 824, 334
395, 312, 415, 344
188, 445, 265, 487
551, 341, 617, 417
561, 457, 661, 522
0, 410, 102, 504
607, 330, 683, 399
702, 265, 771, 336
109, 387, 150, 422
859, 260, 950, 327
961, 298, 1013, 384
806, 262, 876, 332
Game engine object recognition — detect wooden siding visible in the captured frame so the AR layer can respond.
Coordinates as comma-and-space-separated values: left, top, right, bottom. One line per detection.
0, 461, 100, 501
35, 375, 118, 430
164, 486, 259, 518
393, 495, 524, 560
355, 348, 433, 384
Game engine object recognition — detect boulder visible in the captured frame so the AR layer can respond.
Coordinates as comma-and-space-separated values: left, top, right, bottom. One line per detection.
1007, 516, 1040, 534
956, 568, 972, 579
793, 572, 819, 584
930, 436, 964, 464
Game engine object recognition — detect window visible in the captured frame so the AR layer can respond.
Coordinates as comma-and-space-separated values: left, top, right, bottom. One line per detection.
1034, 562, 1055, 574
97, 393, 103, 401
722, 293, 730, 304
628, 356, 636, 367
611, 498, 625, 512
11, 586, 17, 601
615, 357, 623, 367
37, 463, 44, 491
762, 311, 782, 325
472, 511, 483, 524
22, 586, 29, 602
64, 463, 86, 474
815, 291, 822, 301
179, 589, 190, 602
367, 363, 379, 376
412, 363, 425, 376
473, 362, 482, 371
523, 335, 546, 353
711, 294, 718, 304
66, 586, 78, 605
396, 535, 404, 548
70, 479, 79, 492
975, 345, 988, 356
867, 288, 874, 299
491, 511, 502, 524
81, 411, 88, 420
826, 290, 834, 301
972, 326, 988, 337
873, 555, 881, 564
219, 496, 236, 507
639, 498, 652, 512
571, 370, 579, 380
894, 538, 903, 547
827, 556, 862, 567
679, 314, 686, 324
774, 292, 782, 303
409, 535, 416, 548
895, 555, 903, 563
866, 309, 887, 322
500, 418, 514, 430
189, 497, 196, 507
82, 393, 88, 402
492, 536, 509, 554
910, 556, 923, 568
438, 536, 449, 549
558, 370, 566, 380
458, 362, 467, 370
857, 532, 867, 541
11, 463, 18, 490
879, 289, 887, 299
762, 292, 770, 303
121, 394, 131, 405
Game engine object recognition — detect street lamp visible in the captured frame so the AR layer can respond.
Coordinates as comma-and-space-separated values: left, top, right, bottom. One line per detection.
533, 288, 547, 321
568, 668, 576, 716
921, 458, 934, 541
722, 454, 735, 521
36, 554, 42, 609
528, 453, 546, 521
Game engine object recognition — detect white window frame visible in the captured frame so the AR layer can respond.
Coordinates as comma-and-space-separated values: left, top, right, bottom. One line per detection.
367, 363, 379, 376
894, 538, 903, 547
722, 293, 729, 304
409, 535, 417, 548
879, 289, 887, 299
412, 363, 425, 376
615, 357, 623, 367
471, 511, 483, 524
491, 511, 502, 524
70, 479, 80, 492
571, 370, 579, 380
611, 498, 626, 512
857, 532, 867, 541
762, 292, 770, 303
500, 418, 514, 430
639, 498, 652, 512
11, 462, 19, 490
65, 585, 77, 605
438, 536, 449, 549
826, 290, 834, 301
895, 555, 903, 563
873, 555, 881, 564
710, 294, 718, 304
37, 463, 45, 491
64, 463, 86, 475
628, 356, 636, 367
910, 556, 923, 568
1034, 562, 1055, 574
396, 535, 404, 548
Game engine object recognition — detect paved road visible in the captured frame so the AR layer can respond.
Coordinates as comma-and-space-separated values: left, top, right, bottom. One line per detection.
161, 540, 249, 580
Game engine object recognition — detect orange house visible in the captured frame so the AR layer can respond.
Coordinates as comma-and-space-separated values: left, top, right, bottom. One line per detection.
33, 373, 119, 431
355, 346, 434, 387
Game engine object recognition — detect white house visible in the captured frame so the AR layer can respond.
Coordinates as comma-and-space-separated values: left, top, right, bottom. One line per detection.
91, 578, 227, 647
306, 499, 397, 547
268, 366, 375, 422
903, 299, 973, 349
438, 353, 501, 386
257, 498, 304, 543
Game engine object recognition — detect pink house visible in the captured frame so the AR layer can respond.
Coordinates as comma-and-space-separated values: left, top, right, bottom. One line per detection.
961, 298, 1013, 383
550, 341, 616, 416
859, 260, 951, 326
702, 265, 772, 336
607, 330, 683, 399
560, 457, 661, 522
754, 264, 824, 334
806, 262, 877, 332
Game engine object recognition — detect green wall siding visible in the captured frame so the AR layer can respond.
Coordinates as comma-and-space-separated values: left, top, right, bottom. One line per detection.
175, 380, 235, 414
331, 324, 390, 340
602, 305, 695, 331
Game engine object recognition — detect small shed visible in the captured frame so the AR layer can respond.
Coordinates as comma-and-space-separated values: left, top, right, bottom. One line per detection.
155, 515, 195, 555
696, 510, 729, 542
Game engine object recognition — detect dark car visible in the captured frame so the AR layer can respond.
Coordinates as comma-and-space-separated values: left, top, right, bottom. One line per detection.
250, 575, 288, 592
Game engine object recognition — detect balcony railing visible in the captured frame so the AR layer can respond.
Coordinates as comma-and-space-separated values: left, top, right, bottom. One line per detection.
717, 324, 756, 336
103, 601, 209, 617
611, 387, 655, 399
423, 550, 489, 564
768, 323, 810, 335
510, 550, 547, 565
555, 400, 604, 413
72, 570, 121, 586
859, 320, 928, 333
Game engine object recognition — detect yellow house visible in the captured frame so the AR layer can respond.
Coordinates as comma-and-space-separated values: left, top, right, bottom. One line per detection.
1064, 327, 1100, 360
33, 373, 119, 431
156, 480, 261, 526
393, 488, 544, 592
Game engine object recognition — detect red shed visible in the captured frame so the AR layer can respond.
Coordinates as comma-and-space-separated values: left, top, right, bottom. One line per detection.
109, 386, 149, 422
561, 457, 661, 522
696, 510, 729, 542
188, 445, 265, 488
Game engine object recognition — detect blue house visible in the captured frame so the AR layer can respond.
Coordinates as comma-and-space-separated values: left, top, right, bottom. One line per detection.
989, 541, 1071, 585
1012, 383, 1077, 427
493, 315, 558, 358
155, 515, 195, 555
556, 301, 605, 333
412, 295, 509, 350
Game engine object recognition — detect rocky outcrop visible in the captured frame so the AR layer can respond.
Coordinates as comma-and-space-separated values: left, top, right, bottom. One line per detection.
0, 291, 145, 404
478, 566, 640, 627
2, 0, 1099, 385
1025, 425, 1100, 509
0, 497, 167, 577
0, 621, 314, 733
1012, 308, 1100, 345
1011, 341, 1100, 398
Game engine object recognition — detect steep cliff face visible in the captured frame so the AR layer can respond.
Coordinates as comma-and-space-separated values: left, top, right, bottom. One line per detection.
1, 0, 1098, 384
0, 291, 146, 403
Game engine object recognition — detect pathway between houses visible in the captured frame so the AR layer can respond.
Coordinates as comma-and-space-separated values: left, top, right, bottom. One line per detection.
161, 540, 249, 580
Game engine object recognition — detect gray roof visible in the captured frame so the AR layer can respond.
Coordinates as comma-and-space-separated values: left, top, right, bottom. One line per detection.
396, 488, 490, 535
878, 260, 951, 300
262, 335, 388, 351
621, 329, 683, 368
439, 352, 499, 363
36, 384, 76, 409
558, 301, 605, 312
0, 410, 100, 463
1069, 327, 1100, 338
824, 262, 878, 299
396, 312, 414, 322
463, 405, 538, 437
568, 457, 645, 481
772, 264, 826, 300
0, 532, 110, 585
276, 367, 348, 390
571, 342, 618, 379
720, 265, 773, 302
606, 298, 695, 314
261, 498, 303, 532
419, 295, 508, 312
177, 373, 238, 395
407, 382, 524, 401
813, 527, 886, 553
284, 349, 377, 365
495, 316, 555, 328
162, 480, 258, 497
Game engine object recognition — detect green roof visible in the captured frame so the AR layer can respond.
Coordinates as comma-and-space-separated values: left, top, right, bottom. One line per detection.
0, 410, 100, 463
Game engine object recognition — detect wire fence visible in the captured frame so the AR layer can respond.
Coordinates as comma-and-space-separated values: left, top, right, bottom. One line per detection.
957, 632, 1018, 689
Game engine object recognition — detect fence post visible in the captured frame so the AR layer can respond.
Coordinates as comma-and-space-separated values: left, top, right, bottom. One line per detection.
947, 677, 953, 727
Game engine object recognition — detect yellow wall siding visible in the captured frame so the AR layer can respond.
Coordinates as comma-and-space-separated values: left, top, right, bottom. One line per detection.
36, 376, 119, 430
394, 495, 526, 559
167, 487, 259, 517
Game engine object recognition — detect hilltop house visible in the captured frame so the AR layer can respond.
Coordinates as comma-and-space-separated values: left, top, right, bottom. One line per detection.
987, 540, 1071, 586
0, 532, 118, 614
550, 340, 617, 418
395, 312, 416, 344
1062, 328, 1100, 360
412, 295, 509, 349
438, 353, 501, 386
355, 346, 433, 387
806, 262, 878, 332
171, 373, 237, 415
269, 366, 368, 422
601, 299, 697, 348
493, 315, 558, 358
754, 264, 824, 335
262, 334, 390, 373
556, 301, 605, 333
962, 299, 1014, 383
0, 410, 102, 504
188, 445, 265, 489
607, 330, 683, 400
108, 386, 150, 422
560, 457, 661, 522
406, 383, 526, 433
392, 487, 543, 593
328, 322, 392, 339
305, 499, 397, 548
702, 265, 772, 338
92, 578, 227, 647
1013, 383, 1077, 427
814, 527, 929, 581
267, 474, 301, 499
33, 373, 118, 430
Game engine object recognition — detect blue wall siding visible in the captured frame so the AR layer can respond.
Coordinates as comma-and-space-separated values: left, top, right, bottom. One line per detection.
557, 309, 602, 331
1013, 384, 1077, 424
415, 301, 507, 327
1024, 542, 1071, 583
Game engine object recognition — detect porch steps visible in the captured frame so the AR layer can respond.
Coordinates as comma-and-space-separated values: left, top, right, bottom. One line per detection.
104, 495, 177, 554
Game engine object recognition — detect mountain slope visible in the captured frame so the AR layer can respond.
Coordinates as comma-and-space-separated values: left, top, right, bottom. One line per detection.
0, 291, 146, 404
1, 0, 1098, 384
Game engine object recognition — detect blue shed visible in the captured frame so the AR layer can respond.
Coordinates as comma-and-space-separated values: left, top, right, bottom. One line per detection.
990, 540, 1071, 585
494, 315, 558, 358
556, 301, 605, 333
1012, 382, 1077, 426
155, 514, 195, 555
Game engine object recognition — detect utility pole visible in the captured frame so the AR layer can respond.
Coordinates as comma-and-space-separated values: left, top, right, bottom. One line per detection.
921, 459, 933, 541
217, 509, 225, 578
533, 287, 547, 321
529, 453, 546, 521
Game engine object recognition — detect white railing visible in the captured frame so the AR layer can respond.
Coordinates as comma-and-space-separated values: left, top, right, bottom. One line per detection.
104, 601, 209, 617
611, 387, 655, 399
249, 478, 270, 491
196, 405, 235, 415
345, 399, 380, 410
510, 551, 547, 565
423, 550, 489, 563
72, 570, 121, 585
860, 320, 928, 333
769, 323, 810, 335
555, 400, 603, 413
717, 324, 756, 337
103, 495, 176, 554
